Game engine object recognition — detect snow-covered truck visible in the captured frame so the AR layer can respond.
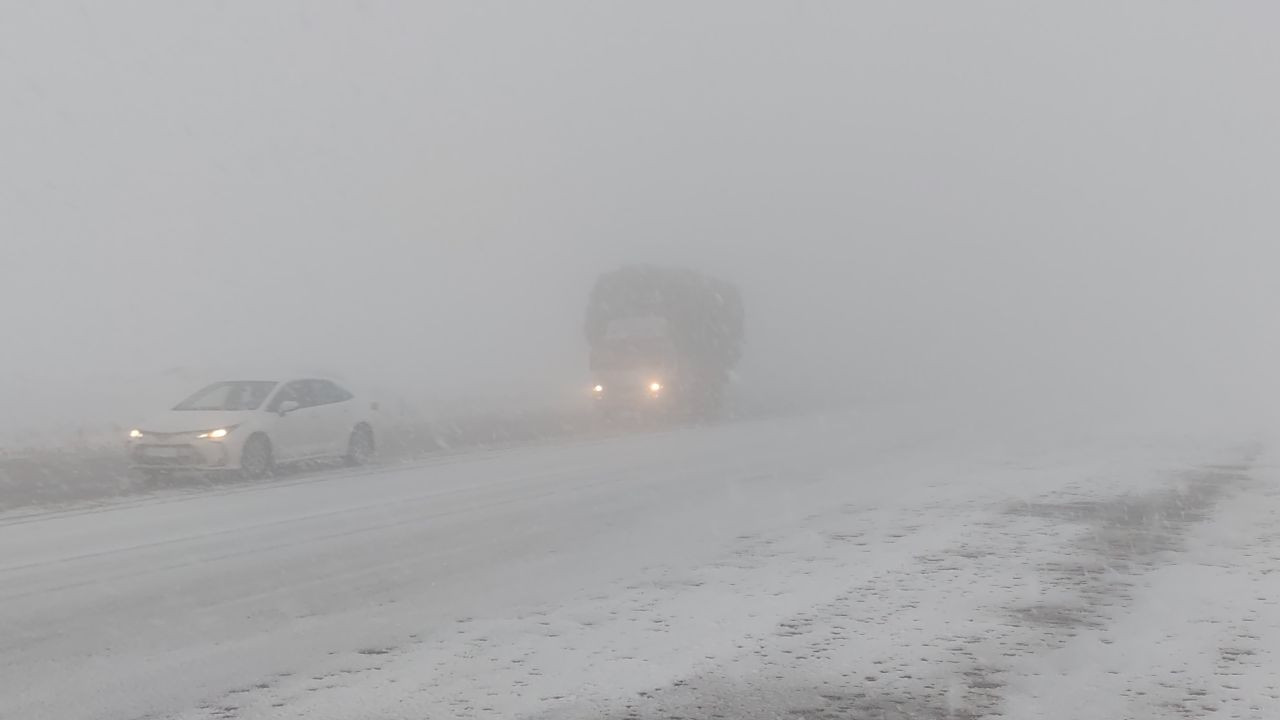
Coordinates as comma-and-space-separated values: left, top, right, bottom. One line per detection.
585, 265, 744, 419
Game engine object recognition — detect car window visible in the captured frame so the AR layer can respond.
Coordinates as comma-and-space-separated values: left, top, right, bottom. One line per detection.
307, 379, 354, 406
267, 380, 316, 411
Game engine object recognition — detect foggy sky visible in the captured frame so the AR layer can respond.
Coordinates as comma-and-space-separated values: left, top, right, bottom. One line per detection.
3, 2, 1279, 432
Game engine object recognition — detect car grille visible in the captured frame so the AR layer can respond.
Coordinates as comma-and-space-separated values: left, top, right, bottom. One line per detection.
137, 431, 192, 441
132, 444, 204, 466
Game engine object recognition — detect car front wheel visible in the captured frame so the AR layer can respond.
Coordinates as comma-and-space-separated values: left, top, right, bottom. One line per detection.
239, 434, 273, 479
345, 425, 375, 466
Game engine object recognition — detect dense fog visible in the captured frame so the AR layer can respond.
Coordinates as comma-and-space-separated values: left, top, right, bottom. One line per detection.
10, 6, 1280, 720
3, 2, 1278, 438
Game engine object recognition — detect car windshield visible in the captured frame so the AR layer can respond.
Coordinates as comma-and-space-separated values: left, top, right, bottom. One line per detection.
173, 381, 277, 411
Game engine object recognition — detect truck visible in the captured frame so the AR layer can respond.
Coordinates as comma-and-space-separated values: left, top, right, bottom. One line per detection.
585, 265, 744, 419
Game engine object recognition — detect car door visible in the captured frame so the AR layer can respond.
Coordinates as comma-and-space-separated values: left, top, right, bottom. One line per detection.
305, 379, 356, 457
266, 380, 321, 460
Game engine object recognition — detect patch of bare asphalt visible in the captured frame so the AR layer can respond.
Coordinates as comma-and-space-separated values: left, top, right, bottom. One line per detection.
536, 458, 1255, 720
1006, 464, 1250, 629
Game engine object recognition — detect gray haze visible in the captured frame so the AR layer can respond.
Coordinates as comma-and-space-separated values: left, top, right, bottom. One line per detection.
3, 2, 1279, 434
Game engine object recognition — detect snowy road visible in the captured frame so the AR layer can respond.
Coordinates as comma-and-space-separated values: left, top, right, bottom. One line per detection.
2, 412, 1277, 720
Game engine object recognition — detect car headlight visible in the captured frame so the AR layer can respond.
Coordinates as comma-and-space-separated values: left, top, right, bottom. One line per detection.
649, 381, 663, 392
593, 384, 604, 393
129, 429, 143, 439
197, 426, 236, 439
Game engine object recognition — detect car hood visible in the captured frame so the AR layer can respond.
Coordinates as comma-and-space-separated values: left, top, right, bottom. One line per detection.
137, 410, 257, 434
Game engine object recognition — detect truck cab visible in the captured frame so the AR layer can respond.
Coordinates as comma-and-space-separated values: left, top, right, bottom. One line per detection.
589, 318, 678, 416
584, 265, 742, 422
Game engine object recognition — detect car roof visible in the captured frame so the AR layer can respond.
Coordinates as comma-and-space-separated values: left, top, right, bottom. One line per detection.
208, 376, 346, 384
188, 376, 358, 394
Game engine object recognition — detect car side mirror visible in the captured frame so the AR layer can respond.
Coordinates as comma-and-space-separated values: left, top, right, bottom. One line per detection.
277, 400, 300, 416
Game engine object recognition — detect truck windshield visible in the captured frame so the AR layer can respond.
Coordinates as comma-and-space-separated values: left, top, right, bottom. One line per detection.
589, 344, 670, 371
604, 316, 668, 340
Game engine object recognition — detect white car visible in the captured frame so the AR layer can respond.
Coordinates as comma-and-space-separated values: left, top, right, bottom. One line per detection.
128, 378, 377, 478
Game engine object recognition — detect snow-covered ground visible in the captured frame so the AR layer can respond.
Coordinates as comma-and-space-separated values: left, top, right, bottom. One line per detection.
0, 411, 1274, 720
